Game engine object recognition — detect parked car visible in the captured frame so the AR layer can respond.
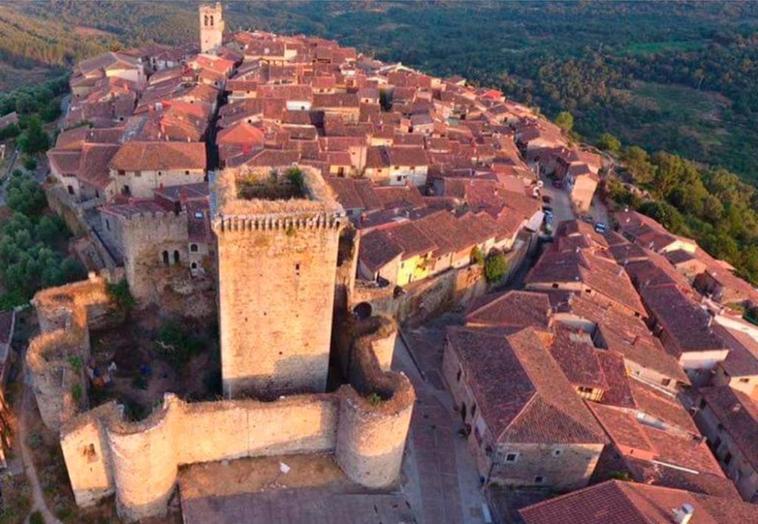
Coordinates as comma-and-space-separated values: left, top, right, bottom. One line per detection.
543, 206, 553, 214
594, 222, 607, 233
581, 215, 594, 224
552, 179, 563, 188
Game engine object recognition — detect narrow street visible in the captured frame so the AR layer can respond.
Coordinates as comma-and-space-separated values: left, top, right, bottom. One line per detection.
396, 317, 490, 524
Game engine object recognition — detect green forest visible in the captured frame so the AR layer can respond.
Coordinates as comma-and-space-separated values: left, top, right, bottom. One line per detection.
0, 0, 755, 282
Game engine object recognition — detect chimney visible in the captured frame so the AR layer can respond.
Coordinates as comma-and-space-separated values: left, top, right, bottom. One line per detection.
673, 503, 694, 524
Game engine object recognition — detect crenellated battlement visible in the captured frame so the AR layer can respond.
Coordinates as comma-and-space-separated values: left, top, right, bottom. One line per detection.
213, 212, 342, 233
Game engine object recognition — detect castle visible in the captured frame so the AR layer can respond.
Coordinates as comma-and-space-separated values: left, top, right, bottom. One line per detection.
25, 5, 415, 521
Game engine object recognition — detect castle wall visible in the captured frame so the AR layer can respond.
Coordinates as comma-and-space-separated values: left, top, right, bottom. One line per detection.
27, 274, 113, 430
60, 317, 415, 522
216, 218, 341, 398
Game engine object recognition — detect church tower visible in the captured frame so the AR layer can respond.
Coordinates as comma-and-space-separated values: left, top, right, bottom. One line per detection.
199, 3, 224, 53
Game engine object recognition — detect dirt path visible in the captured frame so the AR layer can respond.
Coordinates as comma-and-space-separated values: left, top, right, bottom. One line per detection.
18, 383, 62, 524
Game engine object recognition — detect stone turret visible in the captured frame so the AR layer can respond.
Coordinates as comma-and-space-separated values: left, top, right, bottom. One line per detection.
212, 166, 345, 398
199, 3, 224, 53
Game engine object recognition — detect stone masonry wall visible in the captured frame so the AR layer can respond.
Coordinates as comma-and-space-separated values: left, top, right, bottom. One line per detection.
60, 318, 415, 522
216, 217, 342, 398
27, 274, 115, 430
119, 211, 189, 303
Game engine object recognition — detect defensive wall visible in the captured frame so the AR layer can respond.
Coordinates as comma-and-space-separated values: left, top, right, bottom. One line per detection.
60, 316, 414, 522
26, 272, 118, 431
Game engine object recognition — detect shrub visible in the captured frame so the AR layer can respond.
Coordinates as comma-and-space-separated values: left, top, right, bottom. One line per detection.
29, 511, 45, 524
366, 392, 383, 406
155, 321, 204, 368
470, 246, 485, 266
106, 280, 136, 312
71, 383, 82, 403
484, 252, 508, 283
22, 156, 37, 171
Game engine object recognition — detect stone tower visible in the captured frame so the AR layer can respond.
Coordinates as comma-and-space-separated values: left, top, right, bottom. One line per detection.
211, 166, 345, 399
199, 3, 224, 53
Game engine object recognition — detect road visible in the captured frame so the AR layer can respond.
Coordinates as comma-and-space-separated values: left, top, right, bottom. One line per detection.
539, 173, 610, 232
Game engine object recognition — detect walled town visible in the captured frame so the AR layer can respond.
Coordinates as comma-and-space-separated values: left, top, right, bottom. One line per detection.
0, 2, 755, 523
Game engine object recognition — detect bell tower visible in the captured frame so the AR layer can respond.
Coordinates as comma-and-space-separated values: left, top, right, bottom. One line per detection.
199, 3, 224, 53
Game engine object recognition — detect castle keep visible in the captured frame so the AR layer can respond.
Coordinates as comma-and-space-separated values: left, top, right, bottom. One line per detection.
213, 166, 345, 398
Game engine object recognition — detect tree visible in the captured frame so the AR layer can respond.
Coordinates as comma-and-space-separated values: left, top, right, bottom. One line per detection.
5, 172, 46, 216
554, 111, 574, 132
17, 116, 49, 155
622, 146, 655, 185
597, 132, 621, 153
484, 252, 508, 283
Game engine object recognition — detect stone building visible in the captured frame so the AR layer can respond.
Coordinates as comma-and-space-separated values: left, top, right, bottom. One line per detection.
694, 386, 758, 502
442, 326, 607, 490
212, 166, 345, 398
199, 3, 224, 53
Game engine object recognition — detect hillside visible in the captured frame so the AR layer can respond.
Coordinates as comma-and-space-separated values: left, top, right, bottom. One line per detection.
1, 1, 756, 184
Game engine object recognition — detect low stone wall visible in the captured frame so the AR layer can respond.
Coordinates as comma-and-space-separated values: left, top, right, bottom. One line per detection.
59, 316, 414, 522
352, 263, 487, 325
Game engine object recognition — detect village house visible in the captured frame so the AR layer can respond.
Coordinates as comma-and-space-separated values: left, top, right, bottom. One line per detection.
694, 386, 758, 502
639, 284, 729, 386
443, 327, 608, 490
520, 480, 756, 524
711, 324, 758, 396
107, 141, 207, 199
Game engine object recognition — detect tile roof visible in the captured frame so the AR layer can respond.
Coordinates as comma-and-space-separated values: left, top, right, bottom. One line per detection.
109, 141, 206, 171
639, 284, 725, 355
548, 325, 608, 391
357, 229, 403, 273
465, 290, 552, 330
699, 385, 758, 470
447, 327, 606, 445
520, 480, 754, 524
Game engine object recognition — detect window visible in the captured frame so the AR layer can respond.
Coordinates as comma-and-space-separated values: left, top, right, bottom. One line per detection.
191, 262, 197, 269
158, 171, 162, 176
505, 453, 518, 463
105, 220, 110, 231
723, 452, 732, 465
578, 386, 593, 394
456, 368, 462, 382
122, 185, 131, 196
739, 378, 750, 383
552, 283, 559, 289
699, 398, 707, 409
190, 244, 198, 252
471, 403, 477, 417
534, 476, 545, 484
162, 251, 169, 266
553, 449, 562, 457
661, 378, 671, 387
67, 185, 75, 195
185, 170, 190, 175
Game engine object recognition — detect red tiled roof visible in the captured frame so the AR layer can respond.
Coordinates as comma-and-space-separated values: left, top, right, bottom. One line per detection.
520, 480, 754, 524
447, 327, 606, 445
110, 141, 206, 171
466, 290, 551, 330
